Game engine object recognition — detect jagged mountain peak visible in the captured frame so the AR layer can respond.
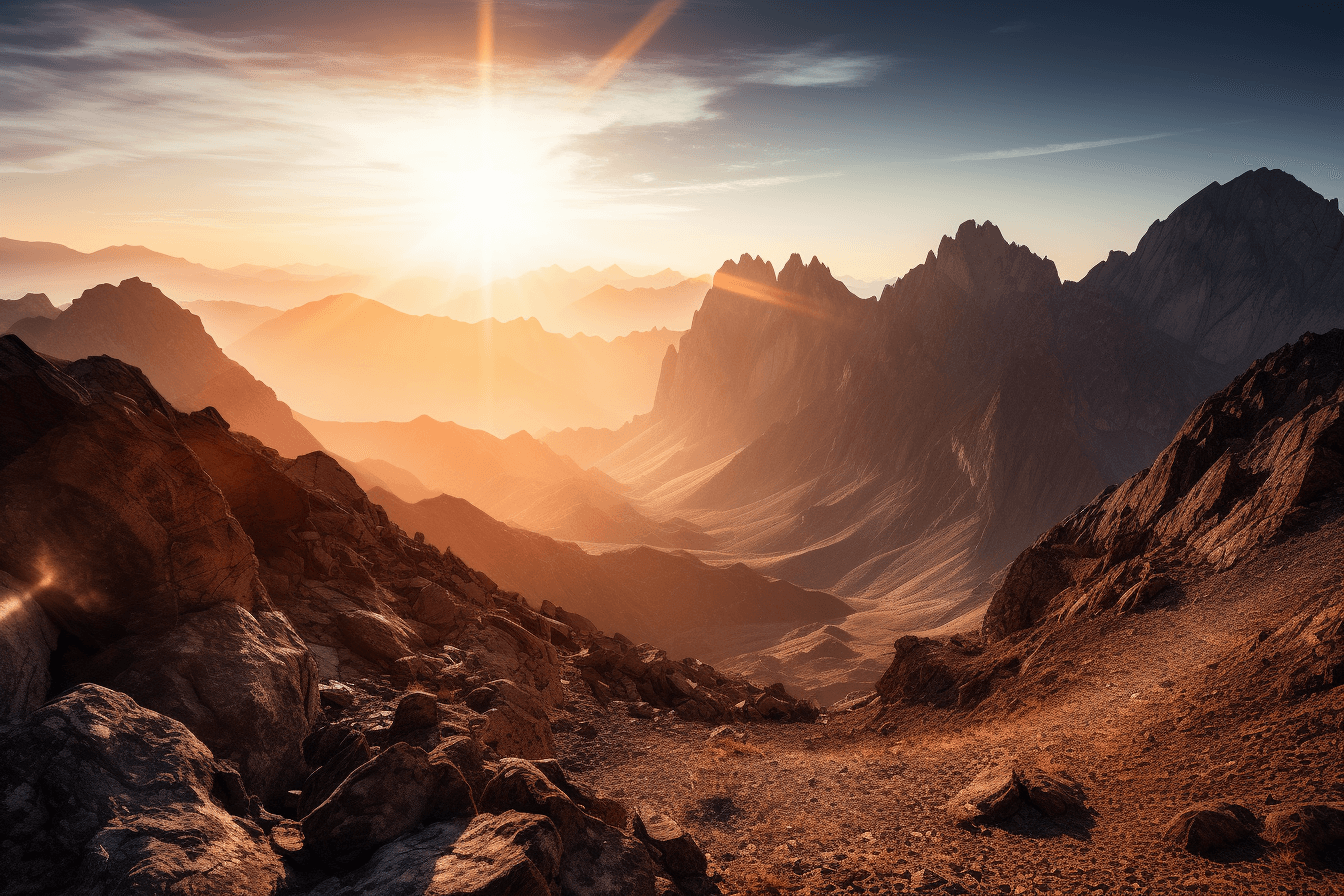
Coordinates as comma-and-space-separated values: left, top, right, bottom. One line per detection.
1080, 168, 1344, 368
885, 219, 1059, 306
1156, 167, 1342, 254
716, 252, 777, 287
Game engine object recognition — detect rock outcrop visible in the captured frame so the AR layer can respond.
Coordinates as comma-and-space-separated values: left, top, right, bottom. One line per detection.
0, 331, 791, 893
0, 685, 285, 896
983, 329, 1344, 642
877, 328, 1344, 716
0, 335, 319, 800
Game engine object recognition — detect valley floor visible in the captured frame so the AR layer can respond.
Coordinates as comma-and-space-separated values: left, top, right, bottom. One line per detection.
560, 699, 1341, 895
556, 527, 1344, 895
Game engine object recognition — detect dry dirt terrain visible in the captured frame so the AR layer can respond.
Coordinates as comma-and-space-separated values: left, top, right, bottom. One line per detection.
557, 522, 1344, 895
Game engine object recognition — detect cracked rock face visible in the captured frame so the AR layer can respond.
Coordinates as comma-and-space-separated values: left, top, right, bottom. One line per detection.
0, 335, 321, 801
0, 684, 285, 896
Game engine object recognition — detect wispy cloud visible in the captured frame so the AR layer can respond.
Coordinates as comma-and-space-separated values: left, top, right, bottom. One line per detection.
946, 130, 1190, 162
622, 171, 841, 195
738, 46, 889, 88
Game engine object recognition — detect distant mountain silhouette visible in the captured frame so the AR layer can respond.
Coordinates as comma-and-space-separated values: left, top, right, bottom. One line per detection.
300, 414, 711, 549
557, 277, 711, 338
836, 273, 896, 298
181, 300, 283, 345
437, 264, 694, 328
0, 293, 59, 332
0, 238, 370, 310
6, 278, 321, 457
370, 487, 851, 664
230, 293, 681, 435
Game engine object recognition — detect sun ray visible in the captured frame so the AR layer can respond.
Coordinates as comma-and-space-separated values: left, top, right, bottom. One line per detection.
713, 270, 828, 320
571, 0, 683, 106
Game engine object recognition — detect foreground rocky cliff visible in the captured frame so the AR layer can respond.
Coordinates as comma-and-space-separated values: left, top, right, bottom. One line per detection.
0, 334, 819, 896
861, 328, 1344, 883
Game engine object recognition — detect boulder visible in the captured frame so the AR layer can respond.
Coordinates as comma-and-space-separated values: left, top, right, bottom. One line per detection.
320, 680, 357, 708
476, 679, 556, 760
560, 822, 662, 896
533, 758, 628, 829
334, 608, 422, 667
96, 603, 319, 803
0, 571, 58, 720
1262, 803, 1344, 862
432, 735, 491, 801
634, 806, 710, 882
1163, 802, 1257, 855
0, 684, 283, 896
311, 812, 561, 896
302, 742, 476, 866
1018, 768, 1087, 817
391, 690, 440, 734
479, 758, 590, 847
945, 766, 1022, 826
410, 581, 466, 631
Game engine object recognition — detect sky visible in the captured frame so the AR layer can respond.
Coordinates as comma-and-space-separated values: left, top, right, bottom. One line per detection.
2, 0, 1343, 285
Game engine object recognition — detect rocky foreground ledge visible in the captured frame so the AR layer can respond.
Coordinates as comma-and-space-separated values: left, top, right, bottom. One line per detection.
0, 334, 816, 895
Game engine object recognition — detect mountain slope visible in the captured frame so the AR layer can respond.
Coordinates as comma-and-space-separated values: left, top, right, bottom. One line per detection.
299, 414, 710, 548
1082, 167, 1344, 367
0, 293, 59, 332
874, 329, 1344, 814
230, 293, 681, 435
6, 278, 321, 456
369, 487, 851, 667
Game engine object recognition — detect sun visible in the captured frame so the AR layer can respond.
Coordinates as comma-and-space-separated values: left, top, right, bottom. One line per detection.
449, 164, 540, 237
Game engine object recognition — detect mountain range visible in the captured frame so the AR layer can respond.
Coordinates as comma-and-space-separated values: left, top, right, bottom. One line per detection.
3, 167, 1344, 894
228, 293, 682, 435
296, 413, 710, 549
554, 277, 711, 339
0, 238, 372, 310
436, 264, 694, 327
4, 278, 321, 457
543, 168, 1344, 698
370, 487, 850, 663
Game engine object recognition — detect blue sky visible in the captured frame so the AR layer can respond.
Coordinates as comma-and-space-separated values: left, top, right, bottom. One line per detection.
2, 1, 1341, 283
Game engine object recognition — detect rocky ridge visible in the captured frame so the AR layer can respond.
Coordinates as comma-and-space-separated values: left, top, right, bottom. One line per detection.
0, 334, 818, 895
6, 276, 322, 456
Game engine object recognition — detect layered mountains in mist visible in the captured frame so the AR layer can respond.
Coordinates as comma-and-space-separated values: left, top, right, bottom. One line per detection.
228, 294, 681, 435
543, 168, 1344, 698
4, 167, 1342, 704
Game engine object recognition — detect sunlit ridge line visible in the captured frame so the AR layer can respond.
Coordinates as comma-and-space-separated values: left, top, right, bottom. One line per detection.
712, 271, 827, 320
